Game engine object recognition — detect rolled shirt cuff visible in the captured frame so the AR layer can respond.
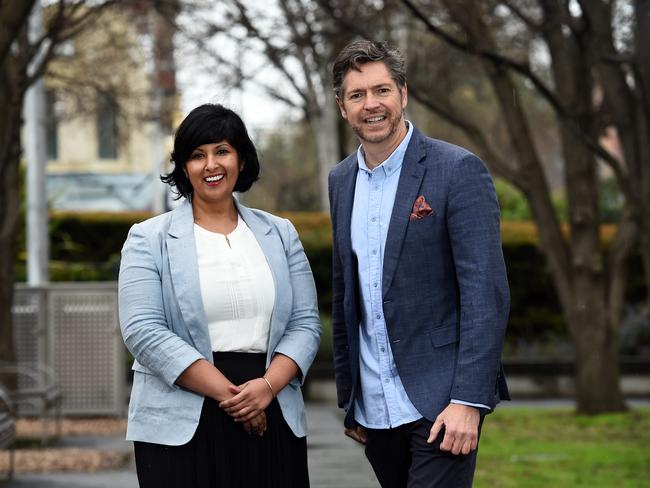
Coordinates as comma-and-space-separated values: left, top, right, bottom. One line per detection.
450, 398, 492, 411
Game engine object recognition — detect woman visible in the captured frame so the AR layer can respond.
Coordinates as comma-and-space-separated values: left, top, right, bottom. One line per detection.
118, 104, 321, 487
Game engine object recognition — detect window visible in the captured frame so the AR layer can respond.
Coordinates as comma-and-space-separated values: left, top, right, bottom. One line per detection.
97, 93, 118, 159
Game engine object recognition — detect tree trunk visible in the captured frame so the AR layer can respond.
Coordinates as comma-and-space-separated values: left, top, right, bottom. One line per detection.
1, 18, 30, 363
0, 88, 23, 364
637, 91, 650, 314
571, 303, 626, 413
639, 116, 650, 312
563, 137, 626, 413
559, 113, 627, 411
539, 0, 627, 413
312, 99, 339, 211
640, 224, 650, 313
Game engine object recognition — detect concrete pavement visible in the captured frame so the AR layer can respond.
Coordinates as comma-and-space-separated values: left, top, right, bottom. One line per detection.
3, 402, 378, 488
5, 397, 648, 488
306, 403, 378, 488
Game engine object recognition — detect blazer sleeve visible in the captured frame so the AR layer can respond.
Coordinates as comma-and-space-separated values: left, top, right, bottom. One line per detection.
272, 219, 321, 384
446, 154, 510, 406
118, 223, 204, 388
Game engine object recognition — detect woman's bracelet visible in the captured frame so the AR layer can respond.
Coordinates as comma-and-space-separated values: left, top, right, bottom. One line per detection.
262, 376, 275, 398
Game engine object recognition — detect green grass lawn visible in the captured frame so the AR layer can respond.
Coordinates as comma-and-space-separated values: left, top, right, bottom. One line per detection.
475, 407, 650, 487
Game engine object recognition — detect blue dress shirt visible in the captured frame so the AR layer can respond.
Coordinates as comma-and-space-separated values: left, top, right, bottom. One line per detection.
351, 122, 421, 429
351, 122, 489, 429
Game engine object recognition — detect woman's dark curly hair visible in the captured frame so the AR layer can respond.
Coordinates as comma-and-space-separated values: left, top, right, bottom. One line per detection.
161, 104, 260, 199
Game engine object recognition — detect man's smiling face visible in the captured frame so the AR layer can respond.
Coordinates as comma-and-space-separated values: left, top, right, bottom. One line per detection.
337, 61, 407, 147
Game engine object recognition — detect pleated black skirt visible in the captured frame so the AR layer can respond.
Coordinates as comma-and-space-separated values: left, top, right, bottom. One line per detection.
133, 352, 309, 488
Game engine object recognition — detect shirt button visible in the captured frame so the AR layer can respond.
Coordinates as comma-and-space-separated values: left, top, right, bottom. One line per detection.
380, 347, 385, 352
376, 314, 381, 319
384, 378, 390, 383
372, 249, 377, 255
374, 186, 380, 191
371, 217, 377, 222
373, 282, 378, 288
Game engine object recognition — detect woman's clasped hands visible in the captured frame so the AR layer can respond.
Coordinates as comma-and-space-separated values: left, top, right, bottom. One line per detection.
220, 377, 275, 436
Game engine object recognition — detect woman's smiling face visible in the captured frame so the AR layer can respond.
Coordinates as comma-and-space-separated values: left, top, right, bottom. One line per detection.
185, 140, 241, 206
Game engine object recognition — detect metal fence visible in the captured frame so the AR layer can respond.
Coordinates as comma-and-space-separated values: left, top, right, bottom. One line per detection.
12, 282, 125, 416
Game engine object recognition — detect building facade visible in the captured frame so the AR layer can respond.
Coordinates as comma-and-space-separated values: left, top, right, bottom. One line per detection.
42, 3, 178, 212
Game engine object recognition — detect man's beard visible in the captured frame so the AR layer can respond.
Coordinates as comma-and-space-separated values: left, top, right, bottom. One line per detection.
351, 110, 403, 144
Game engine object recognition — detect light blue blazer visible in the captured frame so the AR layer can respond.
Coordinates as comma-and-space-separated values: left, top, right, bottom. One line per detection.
118, 199, 321, 445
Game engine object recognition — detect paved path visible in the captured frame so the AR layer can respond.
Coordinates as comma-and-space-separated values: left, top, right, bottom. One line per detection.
306, 403, 378, 488
5, 398, 649, 487
4, 402, 377, 488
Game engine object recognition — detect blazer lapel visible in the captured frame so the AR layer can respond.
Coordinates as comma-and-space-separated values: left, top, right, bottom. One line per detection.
333, 157, 362, 346
335, 158, 359, 274
235, 201, 290, 365
166, 200, 212, 358
382, 129, 427, 295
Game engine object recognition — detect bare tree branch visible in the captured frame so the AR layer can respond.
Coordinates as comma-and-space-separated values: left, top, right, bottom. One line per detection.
27, 1, 122, 86
409, 84, 521, 183
277, 0, 319, 109
280, 0, 321, 66
405, 0, 634, 205
179, 28, 304, 110
223, 0, 311, 108
400, 0, 567, 113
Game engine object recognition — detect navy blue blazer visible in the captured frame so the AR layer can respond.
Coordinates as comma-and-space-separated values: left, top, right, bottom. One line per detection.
328, 127, 510, 428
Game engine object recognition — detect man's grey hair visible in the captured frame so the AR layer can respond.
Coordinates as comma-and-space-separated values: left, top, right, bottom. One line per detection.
332, 40, 407, 98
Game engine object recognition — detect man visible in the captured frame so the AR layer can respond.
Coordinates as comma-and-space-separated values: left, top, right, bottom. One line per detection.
328, 40, 510, 488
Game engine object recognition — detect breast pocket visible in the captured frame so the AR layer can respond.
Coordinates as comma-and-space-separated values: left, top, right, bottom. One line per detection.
406, 214, 441, 244
409, 208, 437, 224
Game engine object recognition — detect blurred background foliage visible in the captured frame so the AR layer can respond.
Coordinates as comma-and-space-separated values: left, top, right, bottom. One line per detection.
14, 206, 648, 358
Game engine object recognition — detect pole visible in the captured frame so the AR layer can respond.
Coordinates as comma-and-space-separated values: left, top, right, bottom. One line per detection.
24, 2, 49, 285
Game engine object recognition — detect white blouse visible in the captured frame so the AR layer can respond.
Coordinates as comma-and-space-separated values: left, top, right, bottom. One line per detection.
194, 215, 276, 352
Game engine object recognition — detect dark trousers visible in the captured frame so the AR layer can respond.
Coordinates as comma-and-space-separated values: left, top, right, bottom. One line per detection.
363, 417, 484, 488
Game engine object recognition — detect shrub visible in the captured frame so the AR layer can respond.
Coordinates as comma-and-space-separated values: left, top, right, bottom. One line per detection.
494, 179, 531, 221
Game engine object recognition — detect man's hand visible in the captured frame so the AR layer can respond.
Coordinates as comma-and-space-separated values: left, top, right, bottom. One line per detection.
427, 403, 480, 455
344, 425, 367, 444
219, 378, 274, 422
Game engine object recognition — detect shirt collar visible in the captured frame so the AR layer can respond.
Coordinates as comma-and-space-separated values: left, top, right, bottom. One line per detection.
356, 121, 414, 177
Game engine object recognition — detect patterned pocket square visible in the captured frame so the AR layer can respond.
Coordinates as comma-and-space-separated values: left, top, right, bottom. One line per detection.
410, 195, 434, 221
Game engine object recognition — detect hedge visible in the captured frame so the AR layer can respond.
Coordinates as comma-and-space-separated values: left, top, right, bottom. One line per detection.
15, 211, 647, 348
